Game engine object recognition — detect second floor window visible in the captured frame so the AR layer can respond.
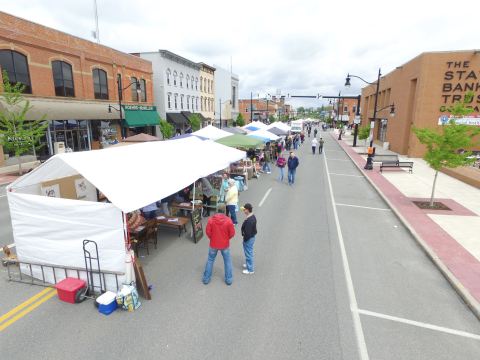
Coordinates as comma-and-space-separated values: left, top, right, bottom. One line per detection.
131, 77, 138, 101
167, 93, 172, 109
52, 60, 74, 97
181, 95, 184, 109
187, 95, 190, 110
93, 68, 109, 100
0, 50, 32, 93
174, 94, 178, 109
140, 79, 147, 102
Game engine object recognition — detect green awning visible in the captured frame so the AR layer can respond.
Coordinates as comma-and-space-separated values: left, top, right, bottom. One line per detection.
215, 134, 264, 148
123, 106, 160, 127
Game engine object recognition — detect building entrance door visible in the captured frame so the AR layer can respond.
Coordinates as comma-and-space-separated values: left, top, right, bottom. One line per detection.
378, 119, 388, 142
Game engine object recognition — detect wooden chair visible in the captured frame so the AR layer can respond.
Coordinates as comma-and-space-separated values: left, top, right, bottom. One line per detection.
137, 219, 158, 254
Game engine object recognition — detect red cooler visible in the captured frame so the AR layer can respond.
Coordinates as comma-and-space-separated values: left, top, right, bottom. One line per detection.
55, 278, 87, 304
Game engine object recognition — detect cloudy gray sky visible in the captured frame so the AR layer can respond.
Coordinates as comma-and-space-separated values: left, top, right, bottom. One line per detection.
2, 0, 479, 108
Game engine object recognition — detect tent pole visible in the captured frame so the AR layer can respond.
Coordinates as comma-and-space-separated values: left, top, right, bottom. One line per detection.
192, 181, 195, 211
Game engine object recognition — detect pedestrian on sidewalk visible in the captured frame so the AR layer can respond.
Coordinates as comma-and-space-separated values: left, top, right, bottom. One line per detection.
311, 137, 318, 154
276, 153, 287, 182
202, 213, 235, 285
318, 137, 324, 154
225, 179, 239, 225
241, 203, 257, 275
287, 151, 300, 185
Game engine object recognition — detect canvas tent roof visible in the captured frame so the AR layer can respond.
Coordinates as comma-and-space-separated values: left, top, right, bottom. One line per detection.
266, 122, 290, 131
215, 134, 264, 148
192, 125, 231, 140
247, 129, 280, 142
8, 137, 245, 213
222, 127, 247, 135
243, 121, 268, 130
267, 127, 288, 136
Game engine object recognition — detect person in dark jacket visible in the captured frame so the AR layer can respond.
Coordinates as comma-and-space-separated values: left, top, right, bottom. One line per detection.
240, 203, 257, 274
287, 151, 300, 185
202, 214, 235, 285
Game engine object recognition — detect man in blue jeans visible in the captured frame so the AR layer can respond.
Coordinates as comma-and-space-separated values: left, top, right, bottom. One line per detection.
287, 151, 300, 185
241, 203, 257, 275
202, 213, 235, 285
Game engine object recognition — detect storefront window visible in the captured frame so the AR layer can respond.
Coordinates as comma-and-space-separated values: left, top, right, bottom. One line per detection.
49, 120, 91, 152
91, 120, 119, 148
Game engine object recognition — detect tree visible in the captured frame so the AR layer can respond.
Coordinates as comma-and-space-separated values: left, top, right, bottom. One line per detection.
297, 106, 305, 114
268, 115, 276, 123
358, 125, 371, 145
236, 113, 245, 127
159, 119, 174, 139
188, 113, 201, 131
413, 91, 480, 207
0, 71, 47, 174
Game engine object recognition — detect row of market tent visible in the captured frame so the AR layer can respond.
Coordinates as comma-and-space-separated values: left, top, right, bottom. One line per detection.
5, 121, 291, 293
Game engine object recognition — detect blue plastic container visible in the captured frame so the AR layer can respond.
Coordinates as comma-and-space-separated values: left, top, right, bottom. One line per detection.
96, 291, 118, 315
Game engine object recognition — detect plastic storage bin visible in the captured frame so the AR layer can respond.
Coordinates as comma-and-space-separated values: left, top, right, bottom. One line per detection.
96, 291, 118, 315
55, 278, 87, 304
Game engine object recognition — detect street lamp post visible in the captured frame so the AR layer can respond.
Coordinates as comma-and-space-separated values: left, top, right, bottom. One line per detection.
353, 94, 361, 147
108, 78, 141, 138
345, 68, 395, 169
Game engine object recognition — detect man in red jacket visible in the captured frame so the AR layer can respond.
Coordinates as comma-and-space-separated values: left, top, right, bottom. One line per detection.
202, 213, 235, 285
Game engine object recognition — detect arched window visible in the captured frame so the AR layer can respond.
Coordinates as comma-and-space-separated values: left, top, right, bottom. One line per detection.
191, 96, 194, 110
195, 78, 198, 90
174, 93, 178, 109
195, 97, 198, 111
0, 50, 32, 93
200, 76, 203, 92
52, 60, 74, 97
187, 95, 190, 110
203, 78, 206, 93
201, 96, 204, 111
140, 79, 147, 102
180, 94, 184, 109
173, 71, 177, 86
186, 75, 190, 89
131, 76, 138, 101
167, 93, 172, 109
180, 73, 183, 87
92, 68, 109, 99
166, 69, 171, 85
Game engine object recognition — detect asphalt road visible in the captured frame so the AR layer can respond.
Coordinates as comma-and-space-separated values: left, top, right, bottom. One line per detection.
1, 131, 480, 359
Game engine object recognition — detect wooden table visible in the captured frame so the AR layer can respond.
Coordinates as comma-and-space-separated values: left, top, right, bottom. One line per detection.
156, 215, 189, 237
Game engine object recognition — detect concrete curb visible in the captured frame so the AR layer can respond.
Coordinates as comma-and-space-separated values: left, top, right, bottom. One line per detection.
331, 133, 480, 321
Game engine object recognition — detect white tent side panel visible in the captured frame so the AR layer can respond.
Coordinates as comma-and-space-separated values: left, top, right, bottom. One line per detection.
8, 192, 126, 290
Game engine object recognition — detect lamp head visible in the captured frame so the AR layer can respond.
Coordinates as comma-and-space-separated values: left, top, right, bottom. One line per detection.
390, 103, 395, 117
345, 74, 351, 88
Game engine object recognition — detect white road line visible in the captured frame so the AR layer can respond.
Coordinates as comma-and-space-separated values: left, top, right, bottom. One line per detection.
358, 309, 480, 341
329, 173, 364, 178
0, 194, 6, 198
336, 203, 391, 212
323, 150, 370, 360
258, 187, 272, 208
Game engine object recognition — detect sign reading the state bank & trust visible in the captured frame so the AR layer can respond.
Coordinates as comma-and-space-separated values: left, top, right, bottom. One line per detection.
123, 105, 156, 111
440, 60, 480, 113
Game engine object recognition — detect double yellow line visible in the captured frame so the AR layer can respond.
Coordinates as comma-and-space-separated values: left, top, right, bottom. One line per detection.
0, 287, 56, 332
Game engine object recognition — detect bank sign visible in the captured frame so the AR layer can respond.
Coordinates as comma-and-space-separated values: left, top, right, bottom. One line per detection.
440, 60, 480, 113
438, 115, 480, 126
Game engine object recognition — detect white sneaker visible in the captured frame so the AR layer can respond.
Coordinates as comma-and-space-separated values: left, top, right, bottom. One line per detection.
242, 264, 247, 269
242, 269, 254, 275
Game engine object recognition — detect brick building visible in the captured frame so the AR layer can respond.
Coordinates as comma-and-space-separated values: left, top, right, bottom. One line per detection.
360, 50, 480, 157
238, 96, 291, 124
0, 11, 155, 164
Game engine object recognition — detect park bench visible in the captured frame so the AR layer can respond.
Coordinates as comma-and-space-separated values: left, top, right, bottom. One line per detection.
374, 154, 414, 173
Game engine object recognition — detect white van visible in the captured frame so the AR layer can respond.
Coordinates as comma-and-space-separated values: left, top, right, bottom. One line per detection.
290, 120, 303, 133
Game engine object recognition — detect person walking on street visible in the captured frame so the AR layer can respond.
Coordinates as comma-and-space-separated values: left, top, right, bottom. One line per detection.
202, 214, 235, 285
225, 179, 238, 225
319, 137, 325, 154
287, 151, 300, 185
276, 153, 287, 182
241, 203, 257, 275
311, 137, 318, 154
314, 128, 318, 137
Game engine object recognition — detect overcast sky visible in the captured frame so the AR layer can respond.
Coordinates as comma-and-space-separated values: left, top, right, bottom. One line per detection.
3, 0, 480, 108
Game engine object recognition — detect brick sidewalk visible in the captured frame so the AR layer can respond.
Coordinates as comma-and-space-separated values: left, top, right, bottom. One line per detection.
0, 174, 18, 186
332, 133, 480, 319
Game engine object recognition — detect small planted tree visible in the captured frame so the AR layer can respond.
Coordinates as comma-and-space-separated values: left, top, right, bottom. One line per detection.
358, 125, 371, 146
268, 114, 276, 123
188, 113, 201, 131
236, 113, 245, 127
413, 91, 480, 207
159, 119, 174, 139
0, 71, 47, 174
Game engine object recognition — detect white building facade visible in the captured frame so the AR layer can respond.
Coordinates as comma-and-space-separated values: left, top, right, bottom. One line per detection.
214, 66, 239, 127
138, 50, 201, 122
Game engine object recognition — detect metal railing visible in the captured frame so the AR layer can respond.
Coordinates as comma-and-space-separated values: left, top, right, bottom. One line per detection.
3, 258, 124, 294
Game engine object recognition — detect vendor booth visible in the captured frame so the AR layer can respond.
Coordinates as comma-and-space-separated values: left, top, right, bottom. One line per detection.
192, 125, 231, 140
7, 137, 245, 293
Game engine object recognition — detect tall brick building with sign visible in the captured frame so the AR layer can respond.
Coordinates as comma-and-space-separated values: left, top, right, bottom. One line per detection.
360, 50, 480, 157
0, 11, 155, 165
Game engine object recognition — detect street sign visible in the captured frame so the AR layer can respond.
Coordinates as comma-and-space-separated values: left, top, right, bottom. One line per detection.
354, 116, 361, 124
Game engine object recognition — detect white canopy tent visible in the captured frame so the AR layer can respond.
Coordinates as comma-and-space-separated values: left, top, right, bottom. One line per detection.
192, 125, 231, 140
242, 121, 268, 131
7, 137, 246, 289
247, 129, 280, 142
266, 122, 290, 131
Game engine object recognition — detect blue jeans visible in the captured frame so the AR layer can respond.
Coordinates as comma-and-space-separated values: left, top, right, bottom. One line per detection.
278, 166, 284, 181
288, 168, 296, 184
263, 162, 271, 172
226, 205, 237, 224
203, 247, 233, 285
243, 237, 256, 272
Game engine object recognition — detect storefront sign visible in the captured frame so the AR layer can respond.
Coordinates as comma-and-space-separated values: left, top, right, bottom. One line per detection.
440, 61, 480, 112
354, 116, 361, 124
438, 115, 480, 126
190, 207, 204, 243
123, 105, 156, 111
